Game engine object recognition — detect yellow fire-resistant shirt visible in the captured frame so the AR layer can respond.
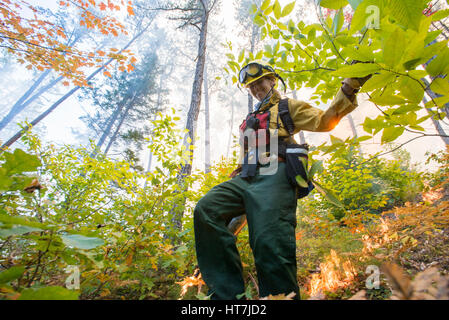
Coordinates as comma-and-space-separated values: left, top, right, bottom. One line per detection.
237, 87, 358, 165
262, 87, 358, 138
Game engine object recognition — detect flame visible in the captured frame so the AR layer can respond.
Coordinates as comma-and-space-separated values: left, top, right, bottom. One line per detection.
422, 188, 443, 203
362, 217, 392, 257
308, 250, 357, 298
176, 269, 205, 299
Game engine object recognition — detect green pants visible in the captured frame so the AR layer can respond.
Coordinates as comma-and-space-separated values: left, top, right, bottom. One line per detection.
193, 162, 299, 300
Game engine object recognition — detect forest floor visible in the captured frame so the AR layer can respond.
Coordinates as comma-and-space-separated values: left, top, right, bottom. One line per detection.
293, 183, 449, 300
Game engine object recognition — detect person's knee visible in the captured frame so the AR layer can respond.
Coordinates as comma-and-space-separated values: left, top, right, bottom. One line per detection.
253, 232, 295, 268
194, 194, 212, 224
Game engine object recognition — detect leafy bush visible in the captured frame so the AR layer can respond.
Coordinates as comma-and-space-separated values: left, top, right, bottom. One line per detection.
0, 112, 198, 299
303, 142, 424, 222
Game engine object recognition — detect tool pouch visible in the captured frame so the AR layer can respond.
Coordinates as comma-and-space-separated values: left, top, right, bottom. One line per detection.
284, 143, 314, 199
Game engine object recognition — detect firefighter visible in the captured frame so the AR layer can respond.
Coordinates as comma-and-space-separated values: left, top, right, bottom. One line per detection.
193, 61, 369, 300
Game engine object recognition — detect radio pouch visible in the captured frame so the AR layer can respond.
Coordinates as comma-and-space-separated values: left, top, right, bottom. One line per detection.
284, 143, 314, 199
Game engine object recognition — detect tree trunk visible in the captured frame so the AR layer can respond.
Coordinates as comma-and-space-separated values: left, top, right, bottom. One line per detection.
104, 96, 135, 155
347, 114, 358, 139
90, 95, 131, 158
422, 96, 449, 145
145, 73, 165, 174
0, 70, 51, 132
0, 32, 85, 132
181, 12, 208, 175
347, 113, 363, 156
226, 99, 235, 159
170, 0, 209, 232
422, 77, 449, 122
0, 22, 152, 152
246, 21, 259, 114
204, 61, 211, 174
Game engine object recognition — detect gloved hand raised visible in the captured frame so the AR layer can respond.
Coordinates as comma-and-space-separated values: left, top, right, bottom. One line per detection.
341, 60, 373, 97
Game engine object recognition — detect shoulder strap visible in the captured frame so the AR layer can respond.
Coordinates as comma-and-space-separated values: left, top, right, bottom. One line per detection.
278, 98, 295, 135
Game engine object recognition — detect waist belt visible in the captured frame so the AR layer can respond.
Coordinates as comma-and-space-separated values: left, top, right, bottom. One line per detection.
230, 154, 286, 179
240, 140, 290, 178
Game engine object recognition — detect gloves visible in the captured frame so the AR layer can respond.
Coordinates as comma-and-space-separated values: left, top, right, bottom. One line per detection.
341, 77, 364, 96
341, 60, 373, 98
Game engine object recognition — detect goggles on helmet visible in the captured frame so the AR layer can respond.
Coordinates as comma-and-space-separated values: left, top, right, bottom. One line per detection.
238, 63, 276, 86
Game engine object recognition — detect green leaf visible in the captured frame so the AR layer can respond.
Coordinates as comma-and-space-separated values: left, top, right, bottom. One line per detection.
295, 175, 309, 188
341, 45, 374, 62
433, 95, 449, 108
309, 160, 324, 180
261, 0, 271, 11
294, 33, 305, 40
369, 87, 407, 106
319, 0, 348, 10
403, 58, 423, 71
2, 149, 41, 176
61, 234, 104, 250
363, 116, 384, 134
387, 0, 428, 31
288, 19, 296, 33
383, 27, 406, 68
390, 111, 418, 126
332, 63, 381, 78
227, 61, 240, 73
0, 225, 43, 238
392, 104, 421, 115
277, 21, 288, 31
350, 0, 381, 32
274, 41, 280, 53
398, 77, 424, 103
332, 9, 344, 35
426, 47, 449, 77
356, 135, 372, 142
281, 1, 296, 17
225, 53, 235, 61
347, 0, 362, 10
238, 49, 245, 63
424, 30, 442, 45
430, 77, 449, 95
249, 3, 258, 14
253, 14, 265, 27
408, 70, 428, 79
273, 0, 281, 19
330, 134, 344, 145
0, 214, 49, 230
311, 180, 345, 209
0, 169, 13, 192
359, 72, 397, 93
402, 37, 426, 70
409, 124, 425, 131
381, 126, 404, 143
264, 5, 274, 15
0, 266, 25, 284
432, 9, 449, 21
19, 286, 79, 300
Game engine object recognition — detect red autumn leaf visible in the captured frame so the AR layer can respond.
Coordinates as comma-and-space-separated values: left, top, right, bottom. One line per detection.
127, 5, 134, 16
1, 0, 133, 87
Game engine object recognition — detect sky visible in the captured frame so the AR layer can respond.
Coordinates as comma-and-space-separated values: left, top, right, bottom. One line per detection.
1, 0, 448, 175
